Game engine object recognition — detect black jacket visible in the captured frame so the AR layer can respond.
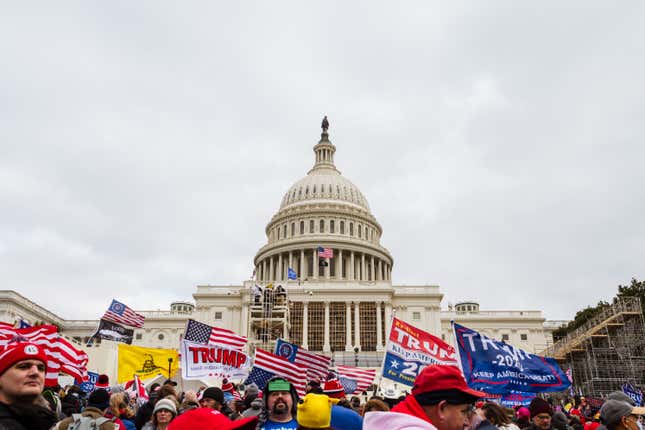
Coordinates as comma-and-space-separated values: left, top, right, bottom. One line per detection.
0, 401, 57, 430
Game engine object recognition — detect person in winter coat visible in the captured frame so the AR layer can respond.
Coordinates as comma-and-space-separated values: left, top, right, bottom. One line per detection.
142, 399, 177, 430
482, 402, 520, 430
523, 398, 553, 430
363, 365, 487, 430
0, 342, 57, 430
107, 392, 136, 430
54, 389, 124, 430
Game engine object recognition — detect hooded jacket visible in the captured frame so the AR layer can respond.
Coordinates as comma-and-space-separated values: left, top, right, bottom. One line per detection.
257, 377, 300, 430
363, 395, 438, 430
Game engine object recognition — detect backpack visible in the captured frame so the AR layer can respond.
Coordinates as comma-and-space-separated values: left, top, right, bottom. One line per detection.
67, 413, 116, 430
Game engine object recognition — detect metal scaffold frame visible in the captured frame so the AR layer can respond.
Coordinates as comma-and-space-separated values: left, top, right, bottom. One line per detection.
248, 284, 290, 353
545, 297, 645, 396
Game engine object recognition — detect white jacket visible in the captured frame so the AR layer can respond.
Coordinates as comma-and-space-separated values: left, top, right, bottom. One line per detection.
363, 411, 439, 430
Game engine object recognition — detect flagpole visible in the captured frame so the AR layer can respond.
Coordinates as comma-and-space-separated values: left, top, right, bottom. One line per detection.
375, 314, 394, 396
451, 320, 465, 373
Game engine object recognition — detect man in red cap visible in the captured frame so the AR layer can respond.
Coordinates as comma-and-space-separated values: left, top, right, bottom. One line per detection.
0, 342, 57, 429
364, 365, 486, 430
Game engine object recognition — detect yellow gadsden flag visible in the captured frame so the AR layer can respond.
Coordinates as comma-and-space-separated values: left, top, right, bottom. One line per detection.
117, 344, 179, 383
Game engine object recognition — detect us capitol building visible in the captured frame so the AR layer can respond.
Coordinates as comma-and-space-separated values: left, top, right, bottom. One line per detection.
0, 121, 559, 377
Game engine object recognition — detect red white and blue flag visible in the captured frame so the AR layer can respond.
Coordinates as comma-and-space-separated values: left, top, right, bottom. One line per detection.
184, 319, 247, 351
102, 299, 145, 328
334, 364, 376, 395
245, 348, 307, 396
275, 339, 331, 380
318, 247, 333, 258
0, 324, 89, 386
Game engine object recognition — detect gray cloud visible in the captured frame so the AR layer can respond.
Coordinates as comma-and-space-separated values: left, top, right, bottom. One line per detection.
1, 1, 643, 320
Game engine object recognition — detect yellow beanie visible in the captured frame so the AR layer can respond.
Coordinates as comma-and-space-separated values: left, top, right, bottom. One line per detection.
296, 393, 339, 429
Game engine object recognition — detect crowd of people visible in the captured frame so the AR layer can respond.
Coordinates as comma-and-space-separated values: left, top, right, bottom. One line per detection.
0, 341, 643, 430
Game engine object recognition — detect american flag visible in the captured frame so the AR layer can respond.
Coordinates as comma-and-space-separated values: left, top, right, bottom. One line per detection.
0, 324, 89, 386
335, 364, 376, 395
125, 374, 149, 405
245, 348, 307, 397
102, 299, 145, 328
275, 339, 330, 380
184, 319, 247, 351
317, 246, 333, 258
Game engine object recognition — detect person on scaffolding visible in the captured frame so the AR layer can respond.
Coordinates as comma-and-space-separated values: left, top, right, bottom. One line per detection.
252, 284, 263, 305
263, 284, 274, 314
275, 285, 286, 306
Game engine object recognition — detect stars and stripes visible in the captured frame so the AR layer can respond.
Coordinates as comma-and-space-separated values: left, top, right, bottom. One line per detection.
102, 299, 145, 328
245, 348, 307, 396
275, 339, 330, 381
184, 319, 247, 351
317, 246, 333, 259
334, 364, 376, 395
0, 324, 89, 386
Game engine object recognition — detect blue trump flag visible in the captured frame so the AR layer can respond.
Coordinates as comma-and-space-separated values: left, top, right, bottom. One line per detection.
453, 323, 570, 394
287, 268, 297, 280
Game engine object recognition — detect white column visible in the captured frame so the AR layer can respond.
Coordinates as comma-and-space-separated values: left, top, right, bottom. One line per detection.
361, 254, 366, 281
288, 251, 293, 277
277, 253, 283, 281
354, 301, 361, 350
312, 248, 318, 280
377, 259, 382, 281
370, 256, 375, 281
302, 302, 309, 349
241, 303, 249, 341
345, 302, 353, 351
338, 249, 343, 279
300, 249, 305, 280
269, 257, 274, 282
385, 303, 393, 339
376, 302, 383, 351
323, 301, 330, 352
349, 252, 355, 281
324, 255, 330, 279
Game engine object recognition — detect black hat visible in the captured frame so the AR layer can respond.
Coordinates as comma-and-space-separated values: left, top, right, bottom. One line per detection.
88, 388, 110, 410
163, 379, 178, 386
201, 387, 224, 404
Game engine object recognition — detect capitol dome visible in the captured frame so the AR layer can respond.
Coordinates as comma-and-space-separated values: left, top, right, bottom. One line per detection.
278, 129, 370, 213
253, 122, 393, 285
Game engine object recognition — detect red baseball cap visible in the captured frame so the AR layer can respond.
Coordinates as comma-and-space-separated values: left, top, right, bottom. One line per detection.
168, 407, 257, 430
412, 365, 486, 404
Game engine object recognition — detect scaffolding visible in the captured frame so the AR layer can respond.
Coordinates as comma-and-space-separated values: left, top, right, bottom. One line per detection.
248, 284, 290, 353
544, 297, 645, 396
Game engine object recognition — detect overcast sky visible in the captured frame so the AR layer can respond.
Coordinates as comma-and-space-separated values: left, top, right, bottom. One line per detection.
1, 2, 643, 322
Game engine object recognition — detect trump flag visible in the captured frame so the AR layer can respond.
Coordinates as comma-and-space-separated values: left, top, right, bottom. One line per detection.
453, 323, 571, 394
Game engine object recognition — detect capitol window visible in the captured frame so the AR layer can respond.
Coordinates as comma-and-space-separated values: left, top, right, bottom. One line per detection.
320, 219, 325, 233
136, 333, 142, 340
412, 312, 421, 320
358, 224, 362, 238
330, 220, 335, 233
313, 185, 317, 194
214, 312, 223, 320
340, 221, 345, 234
300, 221, 304, 234
291, 223, 295, 236
501, 334, 510, 341
310, 220, 314, 233
277, 228, 281, 240
283, 225, 287, 238
365, 226, 368, 239
158, 333, 164, 340
349, 222, 354, 236
521, 334, 528, 341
